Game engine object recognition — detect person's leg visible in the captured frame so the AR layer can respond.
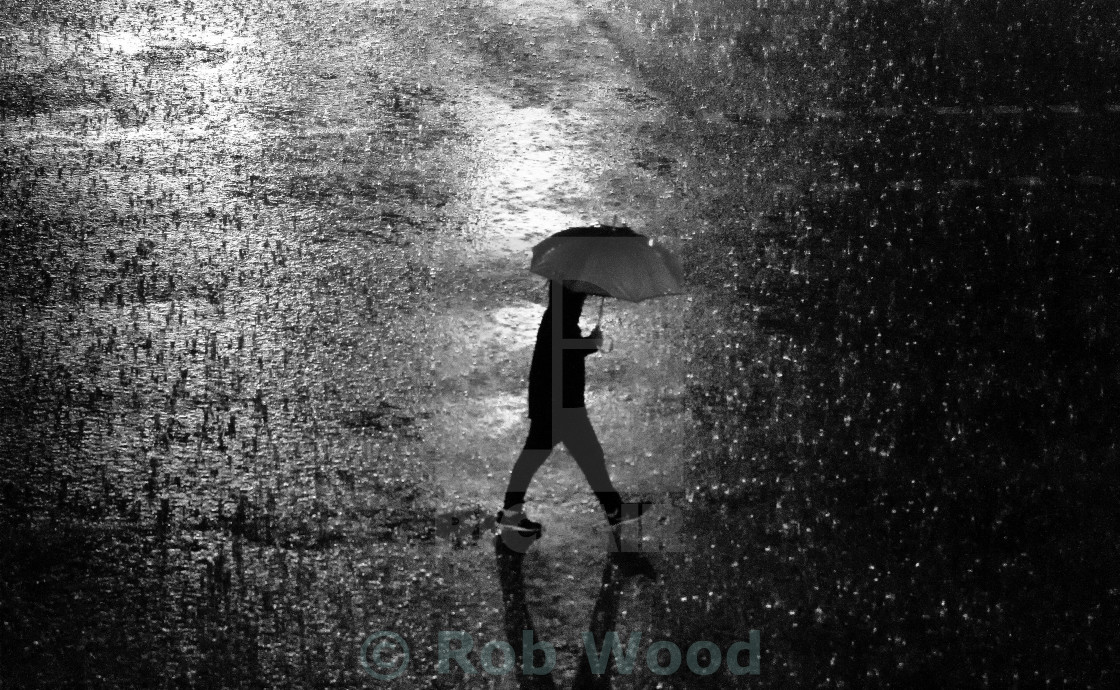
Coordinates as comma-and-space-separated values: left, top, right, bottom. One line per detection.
559, 408, 622, 521
503, 417, 556, 510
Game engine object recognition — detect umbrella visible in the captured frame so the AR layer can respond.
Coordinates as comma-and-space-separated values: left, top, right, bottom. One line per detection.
529, 225, 684, 307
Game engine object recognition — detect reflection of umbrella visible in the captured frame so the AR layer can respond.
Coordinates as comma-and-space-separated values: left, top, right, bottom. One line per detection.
529, 225, 684, 304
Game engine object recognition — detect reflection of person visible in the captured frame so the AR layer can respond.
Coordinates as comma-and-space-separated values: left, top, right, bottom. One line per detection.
494, 542, 557, 689
498, 280, 623, 542
495, 537, 640, 690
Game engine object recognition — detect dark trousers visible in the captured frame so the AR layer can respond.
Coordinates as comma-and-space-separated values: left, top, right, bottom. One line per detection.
504, 407, 621, 519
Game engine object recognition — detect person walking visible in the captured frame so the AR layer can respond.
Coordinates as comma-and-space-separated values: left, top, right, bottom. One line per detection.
498, 279, 625, 542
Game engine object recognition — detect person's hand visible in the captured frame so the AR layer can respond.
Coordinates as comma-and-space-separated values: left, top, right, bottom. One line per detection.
588, 326, 603, 351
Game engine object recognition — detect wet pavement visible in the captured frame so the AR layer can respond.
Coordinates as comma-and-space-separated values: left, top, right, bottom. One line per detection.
2, 0, 1118, 687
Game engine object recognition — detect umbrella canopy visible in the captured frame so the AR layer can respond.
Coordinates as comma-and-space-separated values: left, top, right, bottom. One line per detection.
529, 225, 684, 303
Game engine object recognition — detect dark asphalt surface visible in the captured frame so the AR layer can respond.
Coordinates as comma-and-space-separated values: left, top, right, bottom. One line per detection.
2, 0, 1118, 687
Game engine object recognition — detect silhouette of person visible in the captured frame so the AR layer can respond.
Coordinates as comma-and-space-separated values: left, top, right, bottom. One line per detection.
498, 280, 624, 542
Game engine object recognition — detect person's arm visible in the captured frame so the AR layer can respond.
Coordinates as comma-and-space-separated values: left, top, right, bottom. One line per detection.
562, 326, 602, 353
585, 326, 603, 352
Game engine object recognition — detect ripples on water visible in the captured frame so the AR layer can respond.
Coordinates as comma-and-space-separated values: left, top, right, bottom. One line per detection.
614, 0, 1119, 683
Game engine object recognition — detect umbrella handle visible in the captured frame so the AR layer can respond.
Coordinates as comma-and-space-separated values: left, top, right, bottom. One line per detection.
594, 297, 612, 353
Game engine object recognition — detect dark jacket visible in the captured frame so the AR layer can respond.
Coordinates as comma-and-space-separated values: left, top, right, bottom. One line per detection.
527, 287, 598, 418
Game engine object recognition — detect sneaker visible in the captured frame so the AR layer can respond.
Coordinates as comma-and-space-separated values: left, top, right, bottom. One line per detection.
606, 501, 648, 527
496, 506, 543, 554
497, 506, 543, 539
